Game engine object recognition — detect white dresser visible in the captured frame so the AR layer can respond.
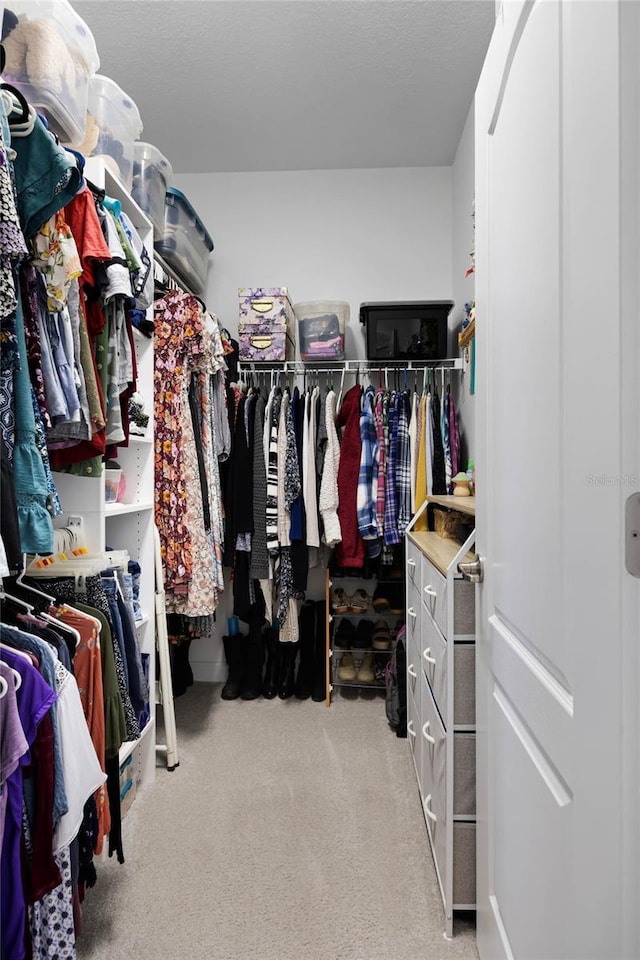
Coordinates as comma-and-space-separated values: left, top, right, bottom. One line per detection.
405, 496, 476, 938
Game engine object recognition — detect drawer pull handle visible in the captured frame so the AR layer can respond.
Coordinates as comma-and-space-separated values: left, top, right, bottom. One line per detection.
424, 584, 437, 598
423, 794, 437, 822
422, 721, 436, 744
408, 663, 417, 678
408, 606, 417, 619
423, 647, 436, 665
407, 721, 417, 738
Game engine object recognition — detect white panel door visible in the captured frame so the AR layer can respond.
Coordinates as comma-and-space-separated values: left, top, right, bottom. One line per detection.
474, 2, 639, 958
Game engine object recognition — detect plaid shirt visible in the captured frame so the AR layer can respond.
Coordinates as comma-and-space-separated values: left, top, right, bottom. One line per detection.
374, 390, 386, 538
384, 392, 400, 545
357, 386, 379, 540
396, 391, 412, 535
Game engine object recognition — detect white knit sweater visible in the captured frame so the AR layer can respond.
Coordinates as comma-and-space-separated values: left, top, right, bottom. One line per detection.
319, 389, 342, 547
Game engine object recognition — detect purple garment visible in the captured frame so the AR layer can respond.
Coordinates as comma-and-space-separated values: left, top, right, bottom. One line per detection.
0, 660, 28, 849
0, 646, 56, 960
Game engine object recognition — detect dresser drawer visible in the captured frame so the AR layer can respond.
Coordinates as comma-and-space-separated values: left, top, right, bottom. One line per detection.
421, 554, 448, 637
418, 674, 447, 821
406, 583, 422, 657
406, 539, 421, 591
422, 798, 476, 909
407, 681, 422, 786
421, 612, 476, 727
421, 673, 476, 816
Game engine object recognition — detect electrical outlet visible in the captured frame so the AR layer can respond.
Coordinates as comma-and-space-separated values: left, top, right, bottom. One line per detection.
68, 515, 83, 529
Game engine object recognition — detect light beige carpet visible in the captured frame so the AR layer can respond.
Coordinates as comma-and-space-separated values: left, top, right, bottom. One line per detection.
77, 683, 478, 960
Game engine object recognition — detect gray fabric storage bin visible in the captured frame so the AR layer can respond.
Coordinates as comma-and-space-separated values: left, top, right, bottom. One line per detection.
453, 822, 476, 905
453, 732, 476, 815
453, 578, 476, 635
453, 643, 476, 725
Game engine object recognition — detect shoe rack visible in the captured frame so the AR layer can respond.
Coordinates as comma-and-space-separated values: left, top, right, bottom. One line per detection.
325, 547, 406, 706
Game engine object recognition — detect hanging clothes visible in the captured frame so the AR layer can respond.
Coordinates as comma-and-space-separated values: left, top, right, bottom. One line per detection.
319, 388, 341, 549
431, 389, 446, 495
334, 384, 364, 568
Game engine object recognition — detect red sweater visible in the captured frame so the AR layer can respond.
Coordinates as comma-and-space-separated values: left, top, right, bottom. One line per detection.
335, 385, 365, 569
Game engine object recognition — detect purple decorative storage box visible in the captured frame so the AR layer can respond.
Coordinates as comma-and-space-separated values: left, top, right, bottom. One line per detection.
239, 329, 291, 362
238, 287, 295, 360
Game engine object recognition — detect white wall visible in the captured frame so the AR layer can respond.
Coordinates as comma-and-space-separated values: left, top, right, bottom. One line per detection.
451, 106, 476, 469
173, 165, 453, 681
175, 166, 452, 354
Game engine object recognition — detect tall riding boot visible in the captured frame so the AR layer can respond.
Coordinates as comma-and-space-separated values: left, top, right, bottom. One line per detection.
294, 601, 316, 699
221, 635, 245, 700
278, 642, 298, 700
241, 617, 265, 700
262, 627, 281, 699
311, 599, 327, 702
169, 636, 193, 697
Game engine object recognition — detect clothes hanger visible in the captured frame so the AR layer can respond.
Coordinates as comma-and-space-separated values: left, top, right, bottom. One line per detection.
0, 83, 29, 125
0, 661, 22, 691
0, 642, 32, 663
0, 588, 34, 615
0, 673, 7, 699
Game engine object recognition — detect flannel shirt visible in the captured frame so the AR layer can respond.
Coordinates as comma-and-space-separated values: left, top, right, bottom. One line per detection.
384, 392, 400, 545
357, 386, 378, 540
396, 391, 412, 535
374, 390, 386, 538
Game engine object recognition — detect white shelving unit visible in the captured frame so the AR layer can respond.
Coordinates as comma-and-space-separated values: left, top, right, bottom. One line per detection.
53, 158, 157, 795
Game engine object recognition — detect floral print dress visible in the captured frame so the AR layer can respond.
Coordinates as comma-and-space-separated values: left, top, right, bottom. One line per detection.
154, 290, 205, 598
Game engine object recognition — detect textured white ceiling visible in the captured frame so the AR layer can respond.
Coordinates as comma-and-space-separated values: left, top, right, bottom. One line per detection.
73, 0, 495, 174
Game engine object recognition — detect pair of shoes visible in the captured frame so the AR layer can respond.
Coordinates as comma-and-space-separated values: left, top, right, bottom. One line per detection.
337, 651, 375, 683
331, 587, 371, 614
372, 619, 391, 650
372, 584, 404, 615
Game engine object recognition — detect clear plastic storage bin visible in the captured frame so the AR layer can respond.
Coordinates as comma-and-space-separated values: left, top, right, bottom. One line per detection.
154, 188, 214, 295
294, 301, 348, 361
86, 74, 142, 190
131, 141, 173, 235
104, 468, 122, 503
1, 0, 99, 143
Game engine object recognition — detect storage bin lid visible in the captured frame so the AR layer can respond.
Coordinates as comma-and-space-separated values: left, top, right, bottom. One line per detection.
359, 300, 455, 323
88, 74, 143, 138
3, 0, 100, 72
239, 287, 292, 299
166, 187, 214, 252
134, 140, 173, 184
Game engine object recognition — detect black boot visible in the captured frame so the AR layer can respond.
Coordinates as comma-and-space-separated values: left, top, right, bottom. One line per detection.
169, 637, 193, 698
278, 643, 298, 699
262, 627, 281, 699
294, 601, 316, 699
241, 618, 265, 700
311, 599, 327, 702
221, 635, 245, 700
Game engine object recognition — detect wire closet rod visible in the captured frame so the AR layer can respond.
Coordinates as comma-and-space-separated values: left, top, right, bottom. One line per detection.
236, 358, 464, 375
